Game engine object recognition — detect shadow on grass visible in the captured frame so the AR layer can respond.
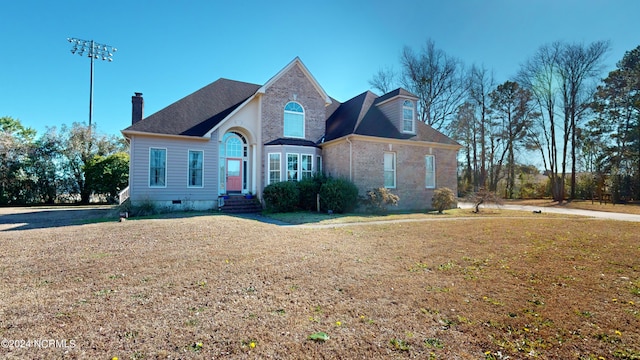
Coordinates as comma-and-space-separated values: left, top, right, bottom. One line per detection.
0, 206, 234, 232
0, 207, 480, 232
0, 206, 116, 231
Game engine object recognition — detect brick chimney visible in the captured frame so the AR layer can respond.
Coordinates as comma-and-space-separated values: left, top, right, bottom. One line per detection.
132, 92, 144, 124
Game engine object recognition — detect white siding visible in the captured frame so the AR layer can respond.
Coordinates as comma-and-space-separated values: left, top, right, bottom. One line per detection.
129, 134, 218, 206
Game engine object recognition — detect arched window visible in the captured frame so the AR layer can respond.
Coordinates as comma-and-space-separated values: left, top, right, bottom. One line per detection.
402, 100, 415, 133
222, 132, 247, 157
226, 136, 243, 157
284, 101, 304, 138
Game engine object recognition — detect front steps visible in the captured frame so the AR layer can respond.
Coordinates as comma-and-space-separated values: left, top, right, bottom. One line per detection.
219, 195, 262, 213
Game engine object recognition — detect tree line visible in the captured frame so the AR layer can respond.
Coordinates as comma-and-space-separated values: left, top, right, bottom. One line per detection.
371, 39, 640, 202
0, 117, 128, 205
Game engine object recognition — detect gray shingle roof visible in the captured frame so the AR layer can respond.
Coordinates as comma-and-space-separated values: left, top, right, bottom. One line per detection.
373, 88, 418, 105
325, 88, 460, 146
264, 138, 320, 147
123, 77, 458, 147
123, 78, 260, 136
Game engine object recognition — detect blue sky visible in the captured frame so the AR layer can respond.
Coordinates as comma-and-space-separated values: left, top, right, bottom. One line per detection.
1, 0, 639, 137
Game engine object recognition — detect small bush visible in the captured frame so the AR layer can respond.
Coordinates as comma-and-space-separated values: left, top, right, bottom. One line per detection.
263, 181, 300, 212
319, 177, 359, 213
432, 187, 456, 214
362, 187, 399, 215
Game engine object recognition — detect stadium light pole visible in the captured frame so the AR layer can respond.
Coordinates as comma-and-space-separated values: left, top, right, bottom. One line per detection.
67, 37, 117, 127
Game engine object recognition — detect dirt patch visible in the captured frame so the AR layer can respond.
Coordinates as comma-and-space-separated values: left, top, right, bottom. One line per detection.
0, 213, 638, 358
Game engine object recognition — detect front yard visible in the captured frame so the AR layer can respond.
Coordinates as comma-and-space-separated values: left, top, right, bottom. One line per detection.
0, 210, 639, 358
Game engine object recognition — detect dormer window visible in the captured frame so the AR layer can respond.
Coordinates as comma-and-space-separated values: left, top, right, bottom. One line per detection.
403, 100, 415, 133
284, 101, 305, 138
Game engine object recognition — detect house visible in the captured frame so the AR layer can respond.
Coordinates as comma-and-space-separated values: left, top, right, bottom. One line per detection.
121, 57, 460, 211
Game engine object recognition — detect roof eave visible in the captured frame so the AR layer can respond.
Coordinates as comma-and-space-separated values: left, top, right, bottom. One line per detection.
121, 130, 210, 141
374, 93, 420, 107
205, 92, 260, 137
320, 133, 462, 150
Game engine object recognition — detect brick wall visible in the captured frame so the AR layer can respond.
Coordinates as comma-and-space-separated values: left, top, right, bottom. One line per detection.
321, 141, 351, 179
322, 137, 459, 211
261, 64, 326, 145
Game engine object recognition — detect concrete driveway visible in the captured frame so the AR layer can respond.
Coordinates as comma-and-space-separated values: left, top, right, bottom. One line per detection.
458, 202, 640, 222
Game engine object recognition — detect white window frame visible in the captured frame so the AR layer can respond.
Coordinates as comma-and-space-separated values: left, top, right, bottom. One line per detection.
316, 155, 322, 174
301, 154, 313, 180
187, 150, 204, 188
384, 152, 396, 188
284, 101, 305, 138
286, 153, 300, 181
267, 153, 281, 185
402, 100, 415, 133
425, 155, 436, 188
149, 147, 167, 188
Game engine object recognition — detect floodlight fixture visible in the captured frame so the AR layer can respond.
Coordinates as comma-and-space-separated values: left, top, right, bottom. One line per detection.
67, 37, 117, 127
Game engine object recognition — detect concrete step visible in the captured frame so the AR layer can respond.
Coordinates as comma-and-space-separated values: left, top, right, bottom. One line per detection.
219, 196, 262, 213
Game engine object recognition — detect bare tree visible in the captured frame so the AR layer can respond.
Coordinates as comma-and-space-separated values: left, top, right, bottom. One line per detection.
556, 40, 610, 199
398, 39, 467, 133
467, 65, 495, 188
518, 42, 563, 201
518, 41, 609, 202
368, 66, 396, 94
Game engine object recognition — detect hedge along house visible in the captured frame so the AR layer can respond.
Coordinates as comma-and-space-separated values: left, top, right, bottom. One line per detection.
121, 57, 461, 211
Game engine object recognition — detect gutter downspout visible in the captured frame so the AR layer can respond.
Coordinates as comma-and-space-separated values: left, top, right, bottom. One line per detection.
346, 136, 353, 181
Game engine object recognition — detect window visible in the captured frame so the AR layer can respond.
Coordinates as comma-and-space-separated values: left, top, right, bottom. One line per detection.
188, 150, 203, 187
425, 155, 435, 188
403, 100, 415, 133
268, 153, 281, 185
384, 152, 396, 188
284, 102, 304, 138
226, 135, 243, 157
287, 153, 299, 181
316, 156, 322, 174
149, 148, 166, 187
301, 154, 313, 180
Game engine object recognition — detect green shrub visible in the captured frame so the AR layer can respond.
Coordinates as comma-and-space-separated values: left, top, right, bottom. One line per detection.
362, 187, 399, 215
319, 177, 359, 213
263, 181, 300, 212
431, 187, 456, 214
297, 174, 327, 211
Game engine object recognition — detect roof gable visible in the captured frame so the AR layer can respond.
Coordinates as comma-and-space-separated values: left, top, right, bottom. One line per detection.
323, 88, 460, 146
123, 79, 260, 137
373, 88, 419, 106
259, 57, 332, 106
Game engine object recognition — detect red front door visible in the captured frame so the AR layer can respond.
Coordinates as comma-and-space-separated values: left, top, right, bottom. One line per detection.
226, 158, 242, 192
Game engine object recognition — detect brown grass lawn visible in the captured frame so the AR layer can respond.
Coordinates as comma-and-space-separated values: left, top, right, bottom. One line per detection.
1, 211, 639, 359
